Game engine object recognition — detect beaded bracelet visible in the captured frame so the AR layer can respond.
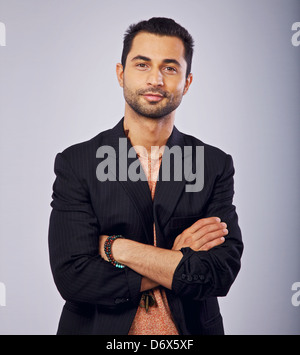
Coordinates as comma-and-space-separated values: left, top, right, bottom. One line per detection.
104, 235, 125, 269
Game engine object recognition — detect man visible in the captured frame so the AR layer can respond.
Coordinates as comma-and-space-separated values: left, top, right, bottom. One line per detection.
48, 17, 243, 335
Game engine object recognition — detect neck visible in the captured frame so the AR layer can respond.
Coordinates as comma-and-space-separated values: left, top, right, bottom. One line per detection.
123, 104, 175, 155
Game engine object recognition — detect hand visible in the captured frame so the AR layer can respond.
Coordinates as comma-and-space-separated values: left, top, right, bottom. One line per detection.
172, 217, 227, 252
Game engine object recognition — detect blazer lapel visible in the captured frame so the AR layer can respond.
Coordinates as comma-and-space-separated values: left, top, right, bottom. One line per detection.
105, 119, 193, 247
107, 118, 154, 245
153, 126, 190, 247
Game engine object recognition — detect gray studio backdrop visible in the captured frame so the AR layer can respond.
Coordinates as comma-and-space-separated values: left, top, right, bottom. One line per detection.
0, 0, 299, 335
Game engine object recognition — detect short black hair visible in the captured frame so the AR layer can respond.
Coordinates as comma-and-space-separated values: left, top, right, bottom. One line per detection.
121, 17, 194, 78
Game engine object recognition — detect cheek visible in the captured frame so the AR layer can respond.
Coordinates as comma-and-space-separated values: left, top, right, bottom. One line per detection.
124, 78, 144, 96
167, 77, 186, 93
170, 85, 186, 99
124, 69, 145, 85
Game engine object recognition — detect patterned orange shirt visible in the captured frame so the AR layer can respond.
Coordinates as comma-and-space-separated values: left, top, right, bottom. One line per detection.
128, 148, 179, 335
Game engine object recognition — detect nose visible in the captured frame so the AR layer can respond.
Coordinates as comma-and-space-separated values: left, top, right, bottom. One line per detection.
146, 68, 164, 87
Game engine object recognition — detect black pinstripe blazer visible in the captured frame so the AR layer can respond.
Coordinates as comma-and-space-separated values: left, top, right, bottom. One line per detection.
48, 118, 243, 335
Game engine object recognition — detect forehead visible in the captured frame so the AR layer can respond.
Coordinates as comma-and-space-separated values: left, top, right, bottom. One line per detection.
128, 32, 186, 65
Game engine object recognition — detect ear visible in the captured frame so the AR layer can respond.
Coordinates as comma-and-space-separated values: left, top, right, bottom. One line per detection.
116, 63, 124, 88
183, 73, 193, 95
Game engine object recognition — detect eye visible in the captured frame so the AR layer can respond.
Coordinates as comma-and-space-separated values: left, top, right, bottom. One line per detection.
136, 63, 149, 70
164, 66, 177, 74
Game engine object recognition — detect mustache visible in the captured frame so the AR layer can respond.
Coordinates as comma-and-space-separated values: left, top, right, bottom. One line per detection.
137, 88, 169, 97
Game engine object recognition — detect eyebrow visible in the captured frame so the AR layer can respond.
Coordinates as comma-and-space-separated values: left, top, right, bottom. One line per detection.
131, 55, 182, 67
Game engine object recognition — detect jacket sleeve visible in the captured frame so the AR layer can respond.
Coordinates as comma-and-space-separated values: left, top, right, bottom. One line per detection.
48, 152, 142, 308
171, 154, 243, 300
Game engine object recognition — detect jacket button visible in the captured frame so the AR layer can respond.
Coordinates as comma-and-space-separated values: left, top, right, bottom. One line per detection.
187, 275, 193, 281
199, 274, 205, 281
193, 274, 199, 281
181, 274, 186, 280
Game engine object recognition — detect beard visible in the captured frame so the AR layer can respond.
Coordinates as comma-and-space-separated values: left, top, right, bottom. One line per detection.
123, 83, 184, 119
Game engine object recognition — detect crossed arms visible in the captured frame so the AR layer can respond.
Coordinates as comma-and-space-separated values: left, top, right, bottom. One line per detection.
49, 151, 243, 307
99, 217, 228, 291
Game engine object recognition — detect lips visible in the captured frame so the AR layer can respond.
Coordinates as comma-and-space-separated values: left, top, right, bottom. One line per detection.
142, 93, 165, 102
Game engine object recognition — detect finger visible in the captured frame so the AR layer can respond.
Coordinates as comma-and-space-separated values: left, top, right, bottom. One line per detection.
191, 222, 227, 242
193, 227, 228, 250
199, 236, 225, 251
188, 217, 221, 234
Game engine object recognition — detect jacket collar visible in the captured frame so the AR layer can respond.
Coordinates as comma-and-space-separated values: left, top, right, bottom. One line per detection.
108, 116, 185, 151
